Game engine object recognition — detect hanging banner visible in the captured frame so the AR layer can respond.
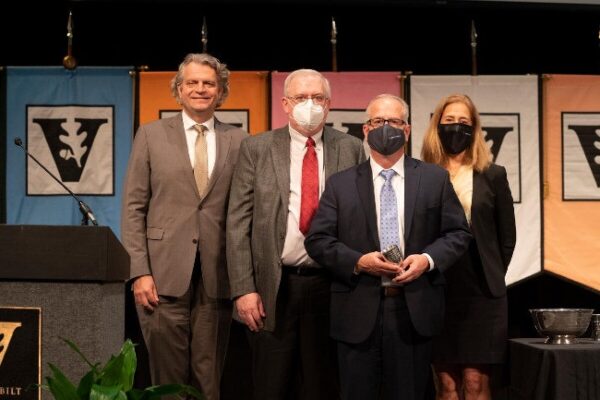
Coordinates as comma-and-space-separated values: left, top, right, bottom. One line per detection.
544, 74, 600, 291
139, 71, 269, 135
410, 75, 542, 285
6, 67, 133, 237
271, 72, 402, 140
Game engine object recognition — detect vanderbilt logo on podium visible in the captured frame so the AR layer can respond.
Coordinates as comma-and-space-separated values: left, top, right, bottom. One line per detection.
0, 307, 41, 400
0, 322, 22, 365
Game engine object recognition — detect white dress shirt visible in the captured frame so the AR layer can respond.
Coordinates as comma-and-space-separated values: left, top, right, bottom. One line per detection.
281, 126, 325, 267
182, 111, 216, 177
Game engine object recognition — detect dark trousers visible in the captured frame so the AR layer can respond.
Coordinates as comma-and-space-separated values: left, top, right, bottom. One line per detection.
136, 259, 232, 400
337, 292, 433, 400
246, 269, 339, 400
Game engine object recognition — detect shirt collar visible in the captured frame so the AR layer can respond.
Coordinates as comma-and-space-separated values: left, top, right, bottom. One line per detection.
370, 155, 405, 182
182, 111, 215, 132
288, 124, 323, 148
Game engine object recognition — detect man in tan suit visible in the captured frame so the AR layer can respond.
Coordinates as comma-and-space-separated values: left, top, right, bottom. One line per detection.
226, 69, 366, 399
121, 53, 247, 400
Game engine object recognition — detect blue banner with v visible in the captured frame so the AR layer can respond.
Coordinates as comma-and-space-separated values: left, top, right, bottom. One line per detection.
6, 67, 133, 237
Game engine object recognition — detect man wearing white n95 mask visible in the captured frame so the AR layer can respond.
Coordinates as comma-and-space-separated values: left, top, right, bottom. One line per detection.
226, 69, 365, 399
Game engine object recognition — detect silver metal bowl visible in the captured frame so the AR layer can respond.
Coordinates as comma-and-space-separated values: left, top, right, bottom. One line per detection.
591, 314, 600, 341
529, 308, 594, 344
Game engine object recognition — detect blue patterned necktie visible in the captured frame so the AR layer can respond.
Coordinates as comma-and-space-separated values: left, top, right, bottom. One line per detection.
379, 169, 399, 286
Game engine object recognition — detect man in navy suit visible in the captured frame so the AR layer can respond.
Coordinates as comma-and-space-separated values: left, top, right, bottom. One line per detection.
305, 94, 471, 400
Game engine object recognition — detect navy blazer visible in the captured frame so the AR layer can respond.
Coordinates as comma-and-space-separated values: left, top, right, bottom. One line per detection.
305, 156, 471, 343
470, 164, 516, 297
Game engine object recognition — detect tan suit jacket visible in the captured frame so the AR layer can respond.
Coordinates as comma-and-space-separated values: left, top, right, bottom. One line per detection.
122, 113, 247, 299
226, 125, 366, 331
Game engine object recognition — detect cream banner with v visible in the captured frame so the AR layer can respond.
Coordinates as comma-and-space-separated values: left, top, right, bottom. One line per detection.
409, 75, 541, 285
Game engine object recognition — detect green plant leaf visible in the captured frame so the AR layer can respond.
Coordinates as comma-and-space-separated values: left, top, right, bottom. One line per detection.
125, 388, 144, 400
42, 339, 203, 400
119, 341, 136, 391
179, 385, 203, 399
89, 384, 124, 400
140, 384, 203, 400
76, 370, 96, 399
139, 384, 184, 400
60, 337, 98, 371
98, 354, 125, 387
99, 340, 136, 389
46, 363, 80, 400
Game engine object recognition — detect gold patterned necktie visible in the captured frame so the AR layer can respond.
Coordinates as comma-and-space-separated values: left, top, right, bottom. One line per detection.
193, 124, 209, 196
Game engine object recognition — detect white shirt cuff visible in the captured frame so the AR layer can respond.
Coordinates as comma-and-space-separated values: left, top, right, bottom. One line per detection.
423, 253, 434, 271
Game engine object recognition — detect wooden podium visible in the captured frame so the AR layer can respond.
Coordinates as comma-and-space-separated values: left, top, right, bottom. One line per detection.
0, 225, 129, 396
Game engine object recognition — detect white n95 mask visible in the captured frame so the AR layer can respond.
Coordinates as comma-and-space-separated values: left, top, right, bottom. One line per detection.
292, 99, 325, 131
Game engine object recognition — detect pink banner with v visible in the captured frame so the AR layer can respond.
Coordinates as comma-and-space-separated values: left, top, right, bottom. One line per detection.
271, 72, 402, 140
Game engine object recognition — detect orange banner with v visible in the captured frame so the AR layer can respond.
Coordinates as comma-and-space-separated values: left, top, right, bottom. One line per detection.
544, 74, 600, 291
139, 71, 269, 135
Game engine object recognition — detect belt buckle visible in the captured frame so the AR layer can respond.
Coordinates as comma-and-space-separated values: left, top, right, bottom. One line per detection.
383, 286, 403, 297
296, 266, 310, 275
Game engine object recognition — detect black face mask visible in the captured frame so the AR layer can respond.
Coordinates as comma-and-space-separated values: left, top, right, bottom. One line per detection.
438, 123, 473, 155
367, 124, 406, 156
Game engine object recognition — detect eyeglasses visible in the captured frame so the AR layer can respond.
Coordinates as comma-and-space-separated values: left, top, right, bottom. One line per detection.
181, 80, 217, 90
286, 94, 328, 105
366, 118, 407, 129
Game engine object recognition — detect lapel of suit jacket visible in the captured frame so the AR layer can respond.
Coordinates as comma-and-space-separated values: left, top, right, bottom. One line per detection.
271, 127, 291, 210
322, 126, 339, 181
201, 119, 232, 203
403, 156, 420, 241
356, 161, 380, 248
169, 114, 199, 197
470, 169, 484, 236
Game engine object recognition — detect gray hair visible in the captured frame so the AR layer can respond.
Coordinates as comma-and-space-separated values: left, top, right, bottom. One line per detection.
170, 53, 230, 107
283, 69, 331, 99
366, 94, 410, 121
